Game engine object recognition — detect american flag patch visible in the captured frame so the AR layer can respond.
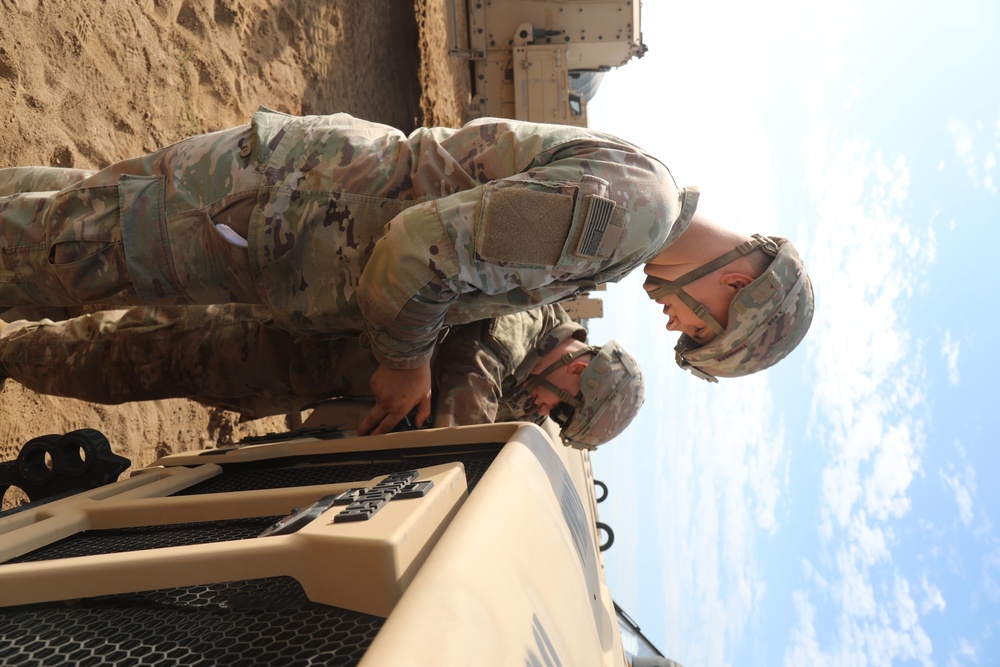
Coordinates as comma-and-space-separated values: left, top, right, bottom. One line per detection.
575, 195, 624, 259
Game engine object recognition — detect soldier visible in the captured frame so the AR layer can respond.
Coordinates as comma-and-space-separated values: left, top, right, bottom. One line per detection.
0, 109, 814, 435
0, 302, 643, 450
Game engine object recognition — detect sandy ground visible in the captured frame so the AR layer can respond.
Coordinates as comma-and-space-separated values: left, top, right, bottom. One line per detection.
0, 0, 469, 508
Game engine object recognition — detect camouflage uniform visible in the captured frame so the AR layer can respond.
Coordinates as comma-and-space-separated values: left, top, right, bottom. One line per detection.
0, 108, 697, 369
0, 302, 582, 426
0, 304, 376, 418
433, 303, 586, 425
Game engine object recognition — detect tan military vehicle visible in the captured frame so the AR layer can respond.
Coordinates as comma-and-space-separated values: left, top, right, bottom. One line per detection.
451, 0, 646, 126
0, 405, 675, 665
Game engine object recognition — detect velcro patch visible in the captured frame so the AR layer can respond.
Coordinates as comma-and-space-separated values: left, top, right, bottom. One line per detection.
574, 195, 625, 260
478, 187, 573, 266
751, 274, 782, 303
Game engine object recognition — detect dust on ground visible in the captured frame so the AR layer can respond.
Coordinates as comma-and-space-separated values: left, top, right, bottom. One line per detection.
0, 0, 469, 508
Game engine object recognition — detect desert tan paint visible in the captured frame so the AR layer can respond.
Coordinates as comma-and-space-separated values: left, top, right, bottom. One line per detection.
455, 0, 644, 126
0, 420, 628, 665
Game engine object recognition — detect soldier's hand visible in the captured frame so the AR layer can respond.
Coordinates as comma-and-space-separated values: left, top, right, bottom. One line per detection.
358, 363, 433, 435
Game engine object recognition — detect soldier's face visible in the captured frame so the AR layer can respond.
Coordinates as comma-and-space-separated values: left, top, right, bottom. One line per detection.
645, 273, 746, 345
654, 287, 730, 345
658, 296, 714, 343
530, 367, 583, 418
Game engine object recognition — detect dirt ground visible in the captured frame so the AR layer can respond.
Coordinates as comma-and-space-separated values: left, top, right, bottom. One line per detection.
0, 0, 470, 508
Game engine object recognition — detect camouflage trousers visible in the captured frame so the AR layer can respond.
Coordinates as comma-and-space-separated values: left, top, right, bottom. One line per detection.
0, 304, 377, 419
0, 126, 262, 308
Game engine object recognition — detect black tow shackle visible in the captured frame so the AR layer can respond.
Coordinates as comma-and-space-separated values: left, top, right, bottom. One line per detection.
1, 429, 130, 504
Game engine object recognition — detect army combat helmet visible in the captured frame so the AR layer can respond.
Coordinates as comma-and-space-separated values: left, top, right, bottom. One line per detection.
524, 340, 645, 450
644, 235, 814, 382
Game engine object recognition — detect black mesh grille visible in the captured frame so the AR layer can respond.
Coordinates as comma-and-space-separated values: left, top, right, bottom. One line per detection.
12, 445, 501, 564
0, 442, 503, 663
176, 446, 501, 495
0, 577, 382, 666
7, 516, 280, 563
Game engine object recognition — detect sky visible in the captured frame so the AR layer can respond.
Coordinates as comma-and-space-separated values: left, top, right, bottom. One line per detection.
585, 2, 1000, 666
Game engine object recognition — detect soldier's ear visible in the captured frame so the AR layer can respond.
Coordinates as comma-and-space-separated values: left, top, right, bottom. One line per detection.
568, 359, 589, 376
721, 272, 754, 290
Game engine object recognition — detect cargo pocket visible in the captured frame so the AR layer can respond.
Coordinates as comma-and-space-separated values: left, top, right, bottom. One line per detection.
43, 183, 132, 303
118, 174, 185, 301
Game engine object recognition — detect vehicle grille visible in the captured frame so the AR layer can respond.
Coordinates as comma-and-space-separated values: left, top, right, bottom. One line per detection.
0, 443, 502, 665
0, 577, 382, 667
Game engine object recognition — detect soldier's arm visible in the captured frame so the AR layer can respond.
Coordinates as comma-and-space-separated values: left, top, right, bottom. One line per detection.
434, 304, 569, 426
357, 149, 675, 370
432, 321, 507, 426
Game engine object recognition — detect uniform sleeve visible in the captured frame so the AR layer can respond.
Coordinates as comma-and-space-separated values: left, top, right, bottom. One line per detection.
432, 304, 569, 425
358, 148, 672, 368
432, 321, 506, 426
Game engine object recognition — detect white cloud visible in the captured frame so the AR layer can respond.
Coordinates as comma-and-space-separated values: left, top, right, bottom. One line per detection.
865, 419, 921, 521
790, 556, 935, 666
980, 546, 1000, 603
941, 330, 961, 386
648, 368, 784, 667
921, 215, 939, 266
784, 592, 830, 667
951, 637, 979, 667
940, 466, 974, 528
948, 116, 1000, 194
937, 439, 977, 529
590, 271, 791, 667
919, 574, 946, 614
587, 276, 653, 613
585, 5, 999, 667
951, 118, 975, 170
784, 105, 939, 665
804, 137, 926, 533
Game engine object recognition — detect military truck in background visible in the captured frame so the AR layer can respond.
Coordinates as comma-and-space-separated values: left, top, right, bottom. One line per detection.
0, 405, 678, 665
451, 0, 647, 126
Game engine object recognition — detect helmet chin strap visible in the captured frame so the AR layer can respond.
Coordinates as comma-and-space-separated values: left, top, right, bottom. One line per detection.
644, 234, 779, 336
523, 346, 596, 408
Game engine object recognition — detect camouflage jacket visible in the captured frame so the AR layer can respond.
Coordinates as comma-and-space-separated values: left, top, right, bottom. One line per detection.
247, 108, 695, 369
433, 303, 585, 425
